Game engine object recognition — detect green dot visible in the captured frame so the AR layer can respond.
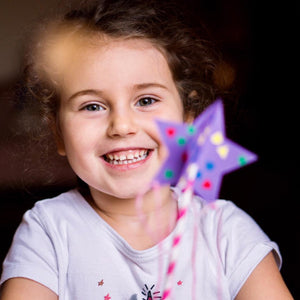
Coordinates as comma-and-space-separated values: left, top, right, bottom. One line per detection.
238, 156, 247, 166
177, 137, 186, 146
187, 125, 196, 135
165, 169, 174, 179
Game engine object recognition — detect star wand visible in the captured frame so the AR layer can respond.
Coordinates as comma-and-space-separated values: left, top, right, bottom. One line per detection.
153, 99, 257, 299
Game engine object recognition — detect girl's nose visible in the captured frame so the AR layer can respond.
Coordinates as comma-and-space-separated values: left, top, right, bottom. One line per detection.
107, 109, 138, 138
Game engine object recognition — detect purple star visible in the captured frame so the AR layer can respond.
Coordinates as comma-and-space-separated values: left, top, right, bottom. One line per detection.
154, 100, 257, 202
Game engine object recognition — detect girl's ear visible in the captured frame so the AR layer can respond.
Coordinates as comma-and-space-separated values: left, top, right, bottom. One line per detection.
50, 117, 66, 156
184, 90, 197, 123
184, 112, 194, 124
55, 134, 66, 156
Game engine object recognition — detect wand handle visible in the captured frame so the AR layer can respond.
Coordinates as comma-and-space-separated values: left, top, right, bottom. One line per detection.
162, 163, 198, 300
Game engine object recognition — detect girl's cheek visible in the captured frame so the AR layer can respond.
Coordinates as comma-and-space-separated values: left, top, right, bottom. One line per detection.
143, 121, 168, 163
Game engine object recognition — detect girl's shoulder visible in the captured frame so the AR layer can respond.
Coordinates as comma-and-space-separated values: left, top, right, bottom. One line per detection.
190, 193, 281, 262
190, 195, 260, 236
26, 189, 93, 228
189, 193, 254, 225
33, 189, 82, 210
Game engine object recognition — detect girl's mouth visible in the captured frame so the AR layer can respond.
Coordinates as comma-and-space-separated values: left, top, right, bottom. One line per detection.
103, 149, 150, 165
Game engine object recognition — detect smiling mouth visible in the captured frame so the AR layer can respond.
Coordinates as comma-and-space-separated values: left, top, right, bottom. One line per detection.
103, 149, 150, 165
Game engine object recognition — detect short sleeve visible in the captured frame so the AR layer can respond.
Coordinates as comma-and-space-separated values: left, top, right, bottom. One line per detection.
0, 207, 58, 294
215, 201, 281, 298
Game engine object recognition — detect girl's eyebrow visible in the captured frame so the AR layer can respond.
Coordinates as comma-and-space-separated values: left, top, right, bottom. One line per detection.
133, 82, 168, 91
67, 83, 168, 102
67, 89, 102, 102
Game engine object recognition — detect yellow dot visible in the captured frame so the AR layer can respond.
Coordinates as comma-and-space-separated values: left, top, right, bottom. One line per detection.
217, 145, 229, 159
210, 131, 224, 145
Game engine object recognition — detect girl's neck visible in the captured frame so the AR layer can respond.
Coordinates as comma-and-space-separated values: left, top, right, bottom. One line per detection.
86, 186, 178, 250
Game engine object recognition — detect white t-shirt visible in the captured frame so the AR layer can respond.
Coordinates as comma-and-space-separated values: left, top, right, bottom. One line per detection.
1, 189, 281, 299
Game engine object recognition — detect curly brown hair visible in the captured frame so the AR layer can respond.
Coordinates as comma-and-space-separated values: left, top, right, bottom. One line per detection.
25, 0, 221, 129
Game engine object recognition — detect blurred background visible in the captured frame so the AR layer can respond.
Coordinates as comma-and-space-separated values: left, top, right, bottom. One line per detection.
0, 0, 298, 297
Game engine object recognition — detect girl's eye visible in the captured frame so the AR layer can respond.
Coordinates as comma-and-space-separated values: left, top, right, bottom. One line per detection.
83, 103, 104, 111
136, 97, 157, 107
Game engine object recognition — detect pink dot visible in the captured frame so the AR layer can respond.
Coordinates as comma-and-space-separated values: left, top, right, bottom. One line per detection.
166, 127, 176, 137
202, 180, 212, 189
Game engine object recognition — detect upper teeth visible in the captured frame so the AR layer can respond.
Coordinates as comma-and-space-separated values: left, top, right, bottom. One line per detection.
105, 150, 148, 164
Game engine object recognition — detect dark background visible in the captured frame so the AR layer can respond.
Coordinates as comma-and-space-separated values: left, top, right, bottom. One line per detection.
0, 0, 298, 298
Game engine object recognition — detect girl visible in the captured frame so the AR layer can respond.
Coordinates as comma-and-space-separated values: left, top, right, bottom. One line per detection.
0, 0, 293, 299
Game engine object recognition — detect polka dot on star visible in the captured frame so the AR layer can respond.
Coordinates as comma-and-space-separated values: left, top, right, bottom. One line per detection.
238, 156, 247, 166
166, 127, 176, 137
165, 169, 174, 179
206, 161, 215, 170
210, 131, 224, 145
177, 137, 186, 146
187, 125, 196, 135
181, 151, 188, 162
202, 180, 212, 189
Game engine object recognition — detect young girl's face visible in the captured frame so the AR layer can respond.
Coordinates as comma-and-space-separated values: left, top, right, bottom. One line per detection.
56, 38, 184, 200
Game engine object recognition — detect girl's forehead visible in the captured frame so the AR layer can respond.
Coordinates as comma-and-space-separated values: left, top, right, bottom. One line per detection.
66, 37, 171, 76
83, 36, 166, 59
58, 36, 178, 99
93, 38, 167, 62
43, 33, 169, 80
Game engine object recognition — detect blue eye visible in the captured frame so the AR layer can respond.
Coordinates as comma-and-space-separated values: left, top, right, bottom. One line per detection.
137, 97, 157, 107
83, 104, 104, 111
